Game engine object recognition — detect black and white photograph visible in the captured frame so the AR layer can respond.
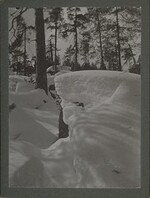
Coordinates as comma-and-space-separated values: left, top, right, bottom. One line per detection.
8, 7, 141, 188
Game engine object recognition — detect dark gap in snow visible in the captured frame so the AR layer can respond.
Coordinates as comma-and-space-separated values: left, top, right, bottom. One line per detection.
43, 100, 47, 103
9, 103, 16, 112
73, 102, 84, 108
112, 169, 120, 174
49, 84, 69, 138
35, 106, 39, 109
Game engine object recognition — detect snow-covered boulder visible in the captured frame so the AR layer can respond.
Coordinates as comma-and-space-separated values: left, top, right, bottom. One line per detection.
55, 70, 141, 188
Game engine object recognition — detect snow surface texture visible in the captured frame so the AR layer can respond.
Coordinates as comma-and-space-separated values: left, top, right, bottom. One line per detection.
55, 71, 141, 188
9, 71, 141, 188
9, 75, 59, 148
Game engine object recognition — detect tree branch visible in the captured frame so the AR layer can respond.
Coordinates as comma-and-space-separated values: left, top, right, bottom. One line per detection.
9, 8, 28, 32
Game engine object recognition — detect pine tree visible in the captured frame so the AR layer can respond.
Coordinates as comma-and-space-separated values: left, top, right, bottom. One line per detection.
9, 8, 36, 75
46, 37, 54, 67
101, 7, 141, 72
35, 8, 48, 94
63, 45, 75, 69
80, 31, 91, 66
87, 8, 109, 70
9, 14, 25, 66
115, 7, 122, 71
120, 7, 141, 73
62, 7, 87, 71
46, 8, 63, 72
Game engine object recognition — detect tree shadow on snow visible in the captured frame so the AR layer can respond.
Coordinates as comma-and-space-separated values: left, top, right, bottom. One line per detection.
10, 157, 50, 188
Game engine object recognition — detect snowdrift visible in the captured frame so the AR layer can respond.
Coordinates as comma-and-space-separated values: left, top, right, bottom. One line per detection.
55, 71, 141, 187
9, 75, 59, 148
9, 71, 141, 188
10, 89, 48, 109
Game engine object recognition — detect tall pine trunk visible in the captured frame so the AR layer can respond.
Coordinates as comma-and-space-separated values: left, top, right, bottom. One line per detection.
50, 39, 53, 65
35, 8, 48, 95
74, 8, 79, 71
128, 44, 136, 66
54, 21, 58, 72
116, 7, 122, 71
23, 24, 27, 76
96, 10, 106, 70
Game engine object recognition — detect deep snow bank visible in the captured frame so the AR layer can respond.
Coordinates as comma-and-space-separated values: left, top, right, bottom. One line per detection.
55, 70, 141, 187
9, 71, 141, 188
9, 75, 59, 148
9, 138, 77, 188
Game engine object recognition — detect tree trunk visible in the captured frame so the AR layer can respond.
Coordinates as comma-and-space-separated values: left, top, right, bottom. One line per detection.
54, 21, 58, 72
128, 43, 136, 66
24, 24, 27, 76
96, 10, 106, 70
116, 7, 122, 71
50, 39, 53, 65
74, 8, 79, 71
35, 8, 48, 95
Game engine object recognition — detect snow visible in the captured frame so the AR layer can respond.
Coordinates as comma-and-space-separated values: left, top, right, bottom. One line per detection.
9, 71, 141, 188
55, 71, 128, 106
55, 70, 140, 123
46, 71, 71, 87
55, 70, 141, 187
9, 138, 77, 187
10, 89, 48, 108
47, 75, 55, 85
47, 65, 71, 73
9, 75, 59, 149
68, 104, 140, 187
55, 70, 71, 76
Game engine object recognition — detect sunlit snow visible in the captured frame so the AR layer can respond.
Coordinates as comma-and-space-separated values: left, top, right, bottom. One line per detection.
9, 71, 141, 188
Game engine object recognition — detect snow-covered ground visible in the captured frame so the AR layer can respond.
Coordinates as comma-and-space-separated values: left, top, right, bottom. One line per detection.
9, 75, 59, 148
9, 71, 141, 188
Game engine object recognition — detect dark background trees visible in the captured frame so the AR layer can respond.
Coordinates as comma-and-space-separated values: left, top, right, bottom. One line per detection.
45, 8, 63, 71
9, 7, 141, 75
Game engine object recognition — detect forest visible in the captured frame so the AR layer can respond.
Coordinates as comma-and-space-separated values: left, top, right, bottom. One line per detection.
9, 7, 141, 188
9, 7, 141, 76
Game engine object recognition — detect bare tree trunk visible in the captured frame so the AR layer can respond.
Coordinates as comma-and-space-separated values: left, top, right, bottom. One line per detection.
74, 8, 79, 71
96, 9, 106, 70
128, 43, 136, 66
35, 8, 48, 95
50, 39, 53, 65
54, 21, 58, 72
23, 24, 27, 76
116, 7, 122, 71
